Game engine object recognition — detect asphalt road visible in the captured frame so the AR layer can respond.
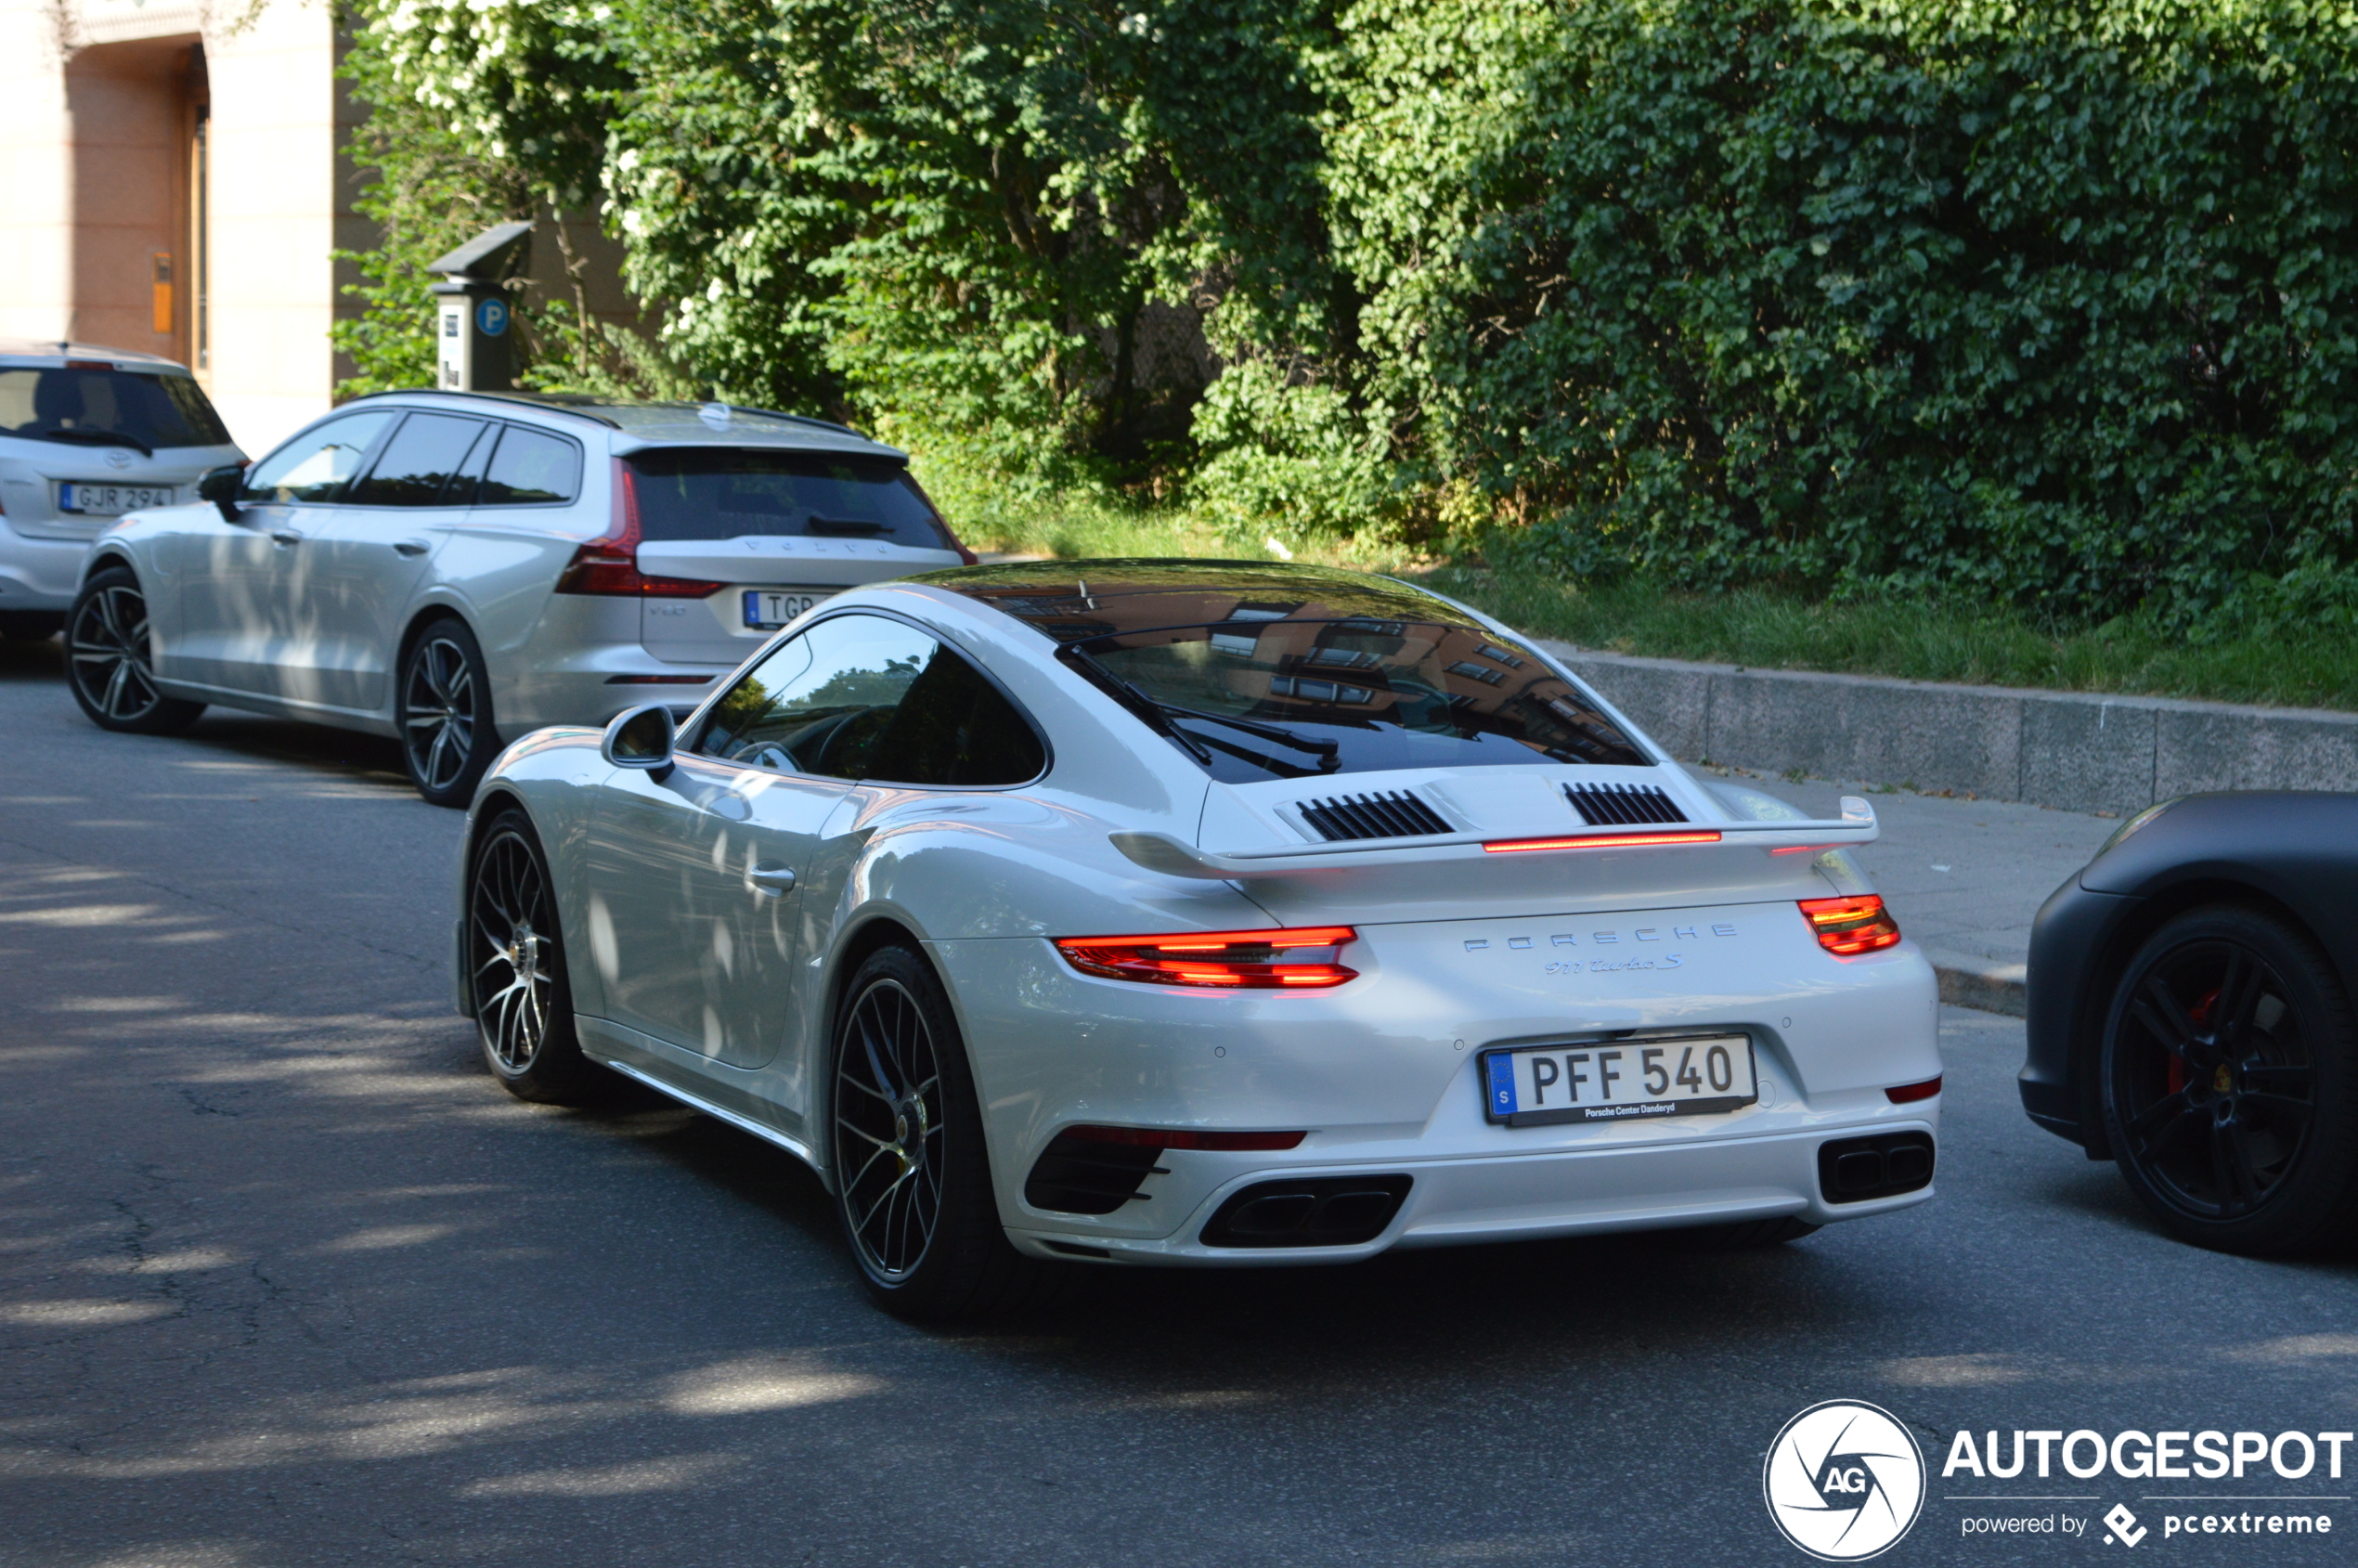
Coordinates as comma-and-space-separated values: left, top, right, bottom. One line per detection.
3, 634, 2354, 1568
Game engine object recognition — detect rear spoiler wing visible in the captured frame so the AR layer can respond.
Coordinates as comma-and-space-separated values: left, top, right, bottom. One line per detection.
1112, 797, 1879, 880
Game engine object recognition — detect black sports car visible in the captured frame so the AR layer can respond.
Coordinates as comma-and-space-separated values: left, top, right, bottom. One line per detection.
2022, 792, 2358, 1254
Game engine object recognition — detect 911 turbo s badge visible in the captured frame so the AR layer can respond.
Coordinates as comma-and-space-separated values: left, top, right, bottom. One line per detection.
1556, 953, 1683, 973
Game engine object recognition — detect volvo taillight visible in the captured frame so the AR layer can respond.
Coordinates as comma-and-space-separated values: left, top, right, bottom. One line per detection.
1798, 894, 1902, 956
553, 460, 726, 599
1054, 927, 1358, 989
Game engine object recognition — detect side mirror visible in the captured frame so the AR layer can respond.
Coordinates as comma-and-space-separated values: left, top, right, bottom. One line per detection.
601, 703, 676, 779
198, 462, 246, 522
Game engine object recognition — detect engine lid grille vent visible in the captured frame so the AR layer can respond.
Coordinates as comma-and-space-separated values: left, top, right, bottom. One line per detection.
1299, 790, 1453, 842
1564, 782, 1688, 826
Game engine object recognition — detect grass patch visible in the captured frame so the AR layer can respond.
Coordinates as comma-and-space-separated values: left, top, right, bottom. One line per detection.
1422, 568, 2358, 713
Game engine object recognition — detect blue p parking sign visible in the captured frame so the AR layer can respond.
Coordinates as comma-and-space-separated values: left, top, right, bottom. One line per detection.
475, 298, 510, 338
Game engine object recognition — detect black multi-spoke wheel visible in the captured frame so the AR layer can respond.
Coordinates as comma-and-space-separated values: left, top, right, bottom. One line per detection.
2102, 906, 2358, 1254
829, 946, 1058, 1317
399, 616, 496, 807
836, 975, 948, 1281
65, 567, 203, 734
468, 810, 601, 1104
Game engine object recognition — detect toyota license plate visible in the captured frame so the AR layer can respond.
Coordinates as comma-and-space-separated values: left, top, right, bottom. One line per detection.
58, 483, 174, 517
743, 590, 829, 630
1482, 1033, 1756, 1126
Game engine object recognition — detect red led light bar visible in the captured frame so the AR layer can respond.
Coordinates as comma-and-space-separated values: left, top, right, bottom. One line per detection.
1054, 926, 1358, 990
1798, 894, 1903, 956
1483, 830, 1723, 854
1885, 1076, 1942, 1104
1059, 1124, 1307, 1151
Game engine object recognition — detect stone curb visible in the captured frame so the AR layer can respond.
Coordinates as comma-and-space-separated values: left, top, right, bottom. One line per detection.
1922, 947, 2028, 1018
1539, 642, 2358, 817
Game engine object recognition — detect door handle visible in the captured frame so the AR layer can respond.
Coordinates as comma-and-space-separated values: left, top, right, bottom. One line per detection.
745, 865, 797, 896
393, 539, 430, 557
269, 529, 301, 547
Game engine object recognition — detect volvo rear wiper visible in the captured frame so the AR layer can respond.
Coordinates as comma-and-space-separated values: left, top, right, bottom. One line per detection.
33, 427, 153, 457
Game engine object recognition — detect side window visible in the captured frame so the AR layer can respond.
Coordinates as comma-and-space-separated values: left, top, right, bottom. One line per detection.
477, 426, 582, 505
694, 615, 938, 779
344, 414, 488, 506
864, 642, 1045, 786
239, 411, 396, 504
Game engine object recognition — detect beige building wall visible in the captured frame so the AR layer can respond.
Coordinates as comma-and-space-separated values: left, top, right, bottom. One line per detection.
0, 0, 363, 456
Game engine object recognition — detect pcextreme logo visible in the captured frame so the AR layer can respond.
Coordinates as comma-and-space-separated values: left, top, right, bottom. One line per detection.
1765, 1400, 1928, 1561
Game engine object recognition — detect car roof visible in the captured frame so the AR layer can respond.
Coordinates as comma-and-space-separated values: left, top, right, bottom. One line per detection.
913, 558, 1484, 641
346, 390, 903, 460
0, 339, 193, 374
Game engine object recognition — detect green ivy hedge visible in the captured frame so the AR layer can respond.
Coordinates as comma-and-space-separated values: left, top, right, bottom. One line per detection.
337, 0, 2358, 622
1443, 0, 2358, 623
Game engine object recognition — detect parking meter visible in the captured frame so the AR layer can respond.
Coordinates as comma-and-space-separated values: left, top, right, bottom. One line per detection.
424, 222, 534, 392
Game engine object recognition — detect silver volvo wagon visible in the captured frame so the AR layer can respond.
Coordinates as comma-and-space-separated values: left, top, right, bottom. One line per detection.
65, 392, 973, 802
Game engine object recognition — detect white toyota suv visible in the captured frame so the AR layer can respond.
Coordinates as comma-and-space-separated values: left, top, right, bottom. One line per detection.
0, 341, 244, 641
67, 391, 975, 803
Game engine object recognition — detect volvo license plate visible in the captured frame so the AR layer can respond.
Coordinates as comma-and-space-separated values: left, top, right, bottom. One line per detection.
1481, 1033, 1756, 1126
58, 483, 174, 517
743, 590, 829, 630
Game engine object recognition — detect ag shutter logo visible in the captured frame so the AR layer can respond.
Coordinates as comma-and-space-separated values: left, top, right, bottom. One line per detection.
1764, 1400, 1927, 1561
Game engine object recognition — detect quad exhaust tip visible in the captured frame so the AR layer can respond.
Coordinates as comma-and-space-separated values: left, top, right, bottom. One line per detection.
1199, 1174, 1413, 1248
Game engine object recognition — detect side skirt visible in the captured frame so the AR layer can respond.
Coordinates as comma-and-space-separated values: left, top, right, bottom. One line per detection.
595, 1056, 831, 1194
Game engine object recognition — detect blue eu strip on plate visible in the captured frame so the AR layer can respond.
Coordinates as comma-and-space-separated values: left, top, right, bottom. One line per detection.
1485, 1052, 1517, 1117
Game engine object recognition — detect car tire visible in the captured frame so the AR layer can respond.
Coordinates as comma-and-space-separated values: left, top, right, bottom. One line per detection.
65, 567, 205, 734
829, 944, 1060, 1319
399, 616, 498, 808
468, 809, 606, 1105
2100, 904, 2358, 1255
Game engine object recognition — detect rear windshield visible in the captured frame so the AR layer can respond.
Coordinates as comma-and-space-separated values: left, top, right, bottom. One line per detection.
0, 366, 232, 451
1082, 618, 1648, 781
626, 448, 952, 548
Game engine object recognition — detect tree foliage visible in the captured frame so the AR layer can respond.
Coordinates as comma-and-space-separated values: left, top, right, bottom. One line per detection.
340, 0, 2358, 621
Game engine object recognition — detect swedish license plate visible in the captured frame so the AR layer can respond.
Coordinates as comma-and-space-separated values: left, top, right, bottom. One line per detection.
58, 483, 173, 517
743, 590, 829, 629
1482, 1033, 1756, 1126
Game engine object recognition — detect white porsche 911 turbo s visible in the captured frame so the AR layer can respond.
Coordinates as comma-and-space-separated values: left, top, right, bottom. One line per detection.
459, 560, 1942, 1315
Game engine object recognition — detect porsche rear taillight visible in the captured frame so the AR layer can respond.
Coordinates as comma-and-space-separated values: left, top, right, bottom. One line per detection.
1483, 829, 1722, 853
554, 460, 726, 599
1054, 926, 1358, 989
1798, 894, 1902, 956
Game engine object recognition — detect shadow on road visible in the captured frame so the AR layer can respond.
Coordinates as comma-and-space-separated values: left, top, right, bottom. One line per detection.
3, 628, 414, 791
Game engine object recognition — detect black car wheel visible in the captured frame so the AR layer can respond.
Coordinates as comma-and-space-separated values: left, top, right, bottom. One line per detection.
399, 616, 497, 807
2100, 905, 2358, 1254
468, 809, 603, 1104
829, 945, 1058, 1318
65, 567, 204, 734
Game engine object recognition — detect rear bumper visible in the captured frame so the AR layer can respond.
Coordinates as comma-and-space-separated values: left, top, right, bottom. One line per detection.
939, 912, 1942, 1263
0, 531, 92, 610
1006, 1121, 1937, 1265
491, 593, 733, 732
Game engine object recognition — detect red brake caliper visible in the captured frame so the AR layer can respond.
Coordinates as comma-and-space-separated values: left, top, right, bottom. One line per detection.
2170, 988, 2220, 1096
